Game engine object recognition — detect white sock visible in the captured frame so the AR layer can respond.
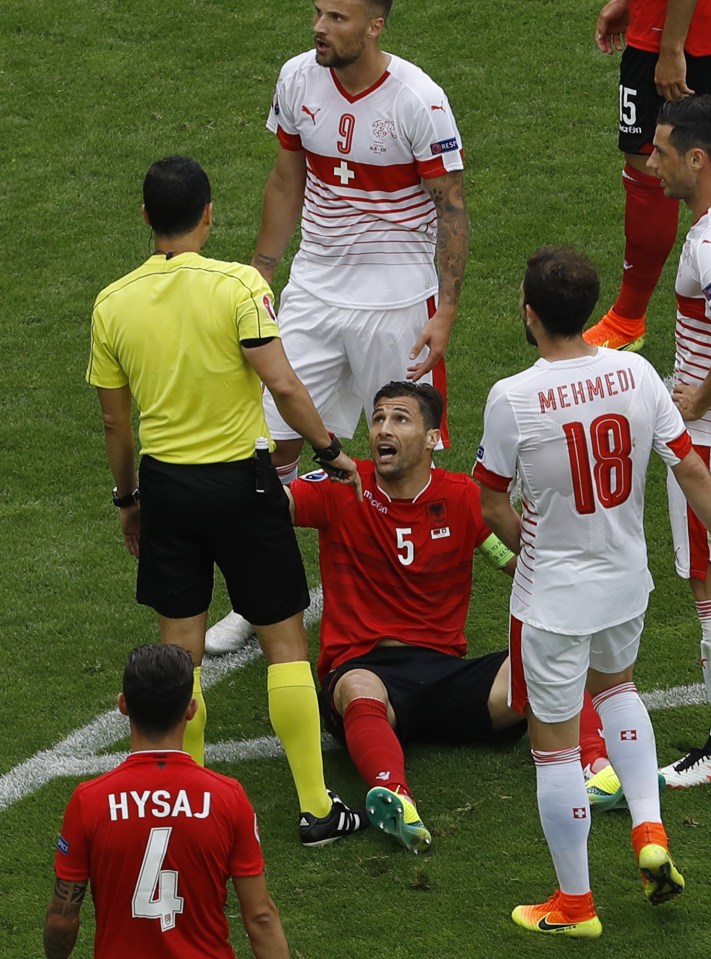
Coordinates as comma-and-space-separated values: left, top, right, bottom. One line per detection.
695, 601, 711, 703
275, 458, 300, 485
593, 683, 660, 827
533, 746, 591, 895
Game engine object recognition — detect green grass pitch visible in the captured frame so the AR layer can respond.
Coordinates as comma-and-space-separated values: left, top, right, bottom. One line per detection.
2, 1, 710, 956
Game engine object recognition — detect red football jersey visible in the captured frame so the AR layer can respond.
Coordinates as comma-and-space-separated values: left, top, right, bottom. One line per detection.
292, 462, 491, 680
627, 0, 711, 56
54, 751, 264, 959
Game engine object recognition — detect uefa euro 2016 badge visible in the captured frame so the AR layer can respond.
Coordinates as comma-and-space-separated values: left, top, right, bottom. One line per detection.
301, 470, 329, 482
262, 294, 277, 322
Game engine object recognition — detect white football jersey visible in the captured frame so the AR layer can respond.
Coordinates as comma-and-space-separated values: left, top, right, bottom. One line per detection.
267, 51, 464, 308
674, 206, 711, 444
474, 349, 691, 633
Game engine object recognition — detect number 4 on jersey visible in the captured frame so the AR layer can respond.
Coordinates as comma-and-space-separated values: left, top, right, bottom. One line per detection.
132, 827, 184, 932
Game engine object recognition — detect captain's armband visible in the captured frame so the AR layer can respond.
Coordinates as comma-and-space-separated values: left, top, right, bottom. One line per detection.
477, 533, 515, 570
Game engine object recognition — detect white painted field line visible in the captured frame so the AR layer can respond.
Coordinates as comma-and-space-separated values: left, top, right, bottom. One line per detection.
0, 589, 323, 812
0, 640, 264, 812
641, 683, 707, 710
0, 578, 705, 811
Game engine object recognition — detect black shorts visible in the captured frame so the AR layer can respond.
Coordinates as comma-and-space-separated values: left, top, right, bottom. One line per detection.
137, 454, 309, 622
618, 46, 711, 154
319, 646, 527, 746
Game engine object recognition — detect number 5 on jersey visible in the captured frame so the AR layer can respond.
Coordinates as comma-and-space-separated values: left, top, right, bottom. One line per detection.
396, 527, 415, 566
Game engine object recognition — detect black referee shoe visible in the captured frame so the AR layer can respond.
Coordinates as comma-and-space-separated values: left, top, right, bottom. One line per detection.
299, 790, 368, 847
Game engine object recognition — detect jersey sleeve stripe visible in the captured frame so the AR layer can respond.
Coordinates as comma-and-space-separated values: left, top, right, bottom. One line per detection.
677, 293, 708, 323
276, 126, 303, 150
417, 151, 465, 178
472, 462, 512, 492
667, 430, 693, 460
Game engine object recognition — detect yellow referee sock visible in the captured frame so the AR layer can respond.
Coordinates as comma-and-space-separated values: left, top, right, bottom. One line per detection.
267, 661, 331, 817
183, 666, 206, 766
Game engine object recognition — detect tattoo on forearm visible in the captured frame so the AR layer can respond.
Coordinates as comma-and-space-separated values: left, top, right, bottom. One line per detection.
432, 180, 469, 306
51, 879, 88, 913
253, 252, 278, 272
44, 882, 86, 959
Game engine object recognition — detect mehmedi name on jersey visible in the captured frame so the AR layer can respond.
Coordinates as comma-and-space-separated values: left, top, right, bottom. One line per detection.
537, 366, 636, 413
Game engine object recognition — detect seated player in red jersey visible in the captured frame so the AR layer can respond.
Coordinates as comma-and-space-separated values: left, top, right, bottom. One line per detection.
44, 644, 289, 959
286, 381, 611, 853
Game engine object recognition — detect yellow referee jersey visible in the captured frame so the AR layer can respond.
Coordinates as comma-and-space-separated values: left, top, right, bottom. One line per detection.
87, 253, 280, 464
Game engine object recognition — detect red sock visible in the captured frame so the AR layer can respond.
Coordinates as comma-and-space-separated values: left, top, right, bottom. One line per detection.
579, 691, 608, 774
342, 698, 411, 798
557, 890, 597, 920
631, 821, 668, 858
612, 163, 679, 319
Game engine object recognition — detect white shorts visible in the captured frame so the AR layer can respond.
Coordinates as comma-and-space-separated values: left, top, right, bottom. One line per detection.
262, 283, 449, 442
667, 448, 711, 580
508, 614, 644, 723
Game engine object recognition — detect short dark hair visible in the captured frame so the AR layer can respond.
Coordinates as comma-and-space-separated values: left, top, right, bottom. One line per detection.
522, 247, 600, 337
657, 94, 711, 158
143, 156, 211, 237
372, 381, 443, 430
122, 644, 194, 736
366, 0, 393, 19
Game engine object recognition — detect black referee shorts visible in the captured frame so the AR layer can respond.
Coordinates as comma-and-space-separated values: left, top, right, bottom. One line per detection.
618, 46, 711, 155
319, 645, 526, 746
137, 454, 309, 623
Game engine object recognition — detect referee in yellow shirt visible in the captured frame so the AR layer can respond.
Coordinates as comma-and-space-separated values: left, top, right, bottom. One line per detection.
87, 155, 366, 846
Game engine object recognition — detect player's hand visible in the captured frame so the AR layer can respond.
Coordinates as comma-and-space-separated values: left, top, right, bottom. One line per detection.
327, 452, 363, 501
595, 0, 628, 53
407, 308, 455, 382
120, 503, 140, 557
673, 382, 708, 422
655, 50, 695, 100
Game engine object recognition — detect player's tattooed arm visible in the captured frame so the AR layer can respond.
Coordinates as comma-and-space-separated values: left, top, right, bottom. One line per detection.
428, 170, 468, 313
252, 252, 279, 276
43, 878, 88, 959
407, 170, 468, 381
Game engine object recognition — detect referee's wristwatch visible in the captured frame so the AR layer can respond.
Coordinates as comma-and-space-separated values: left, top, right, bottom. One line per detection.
112, 487, 140, 508
312, 433, 350, 479
312, 432, 342, 468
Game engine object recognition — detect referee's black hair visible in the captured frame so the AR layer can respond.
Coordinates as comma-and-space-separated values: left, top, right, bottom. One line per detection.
373, 381, 443, 431
123, 644, 194, 736
658, 94, 711, 158
143, 156, 211, 237
523, 247, 600, 338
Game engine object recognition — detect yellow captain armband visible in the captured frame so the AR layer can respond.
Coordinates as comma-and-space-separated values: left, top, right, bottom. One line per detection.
477, 533, 515, 570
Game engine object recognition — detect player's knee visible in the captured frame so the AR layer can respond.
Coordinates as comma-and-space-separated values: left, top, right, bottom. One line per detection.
333, 669, 387, 715
487, 658, 520, 728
